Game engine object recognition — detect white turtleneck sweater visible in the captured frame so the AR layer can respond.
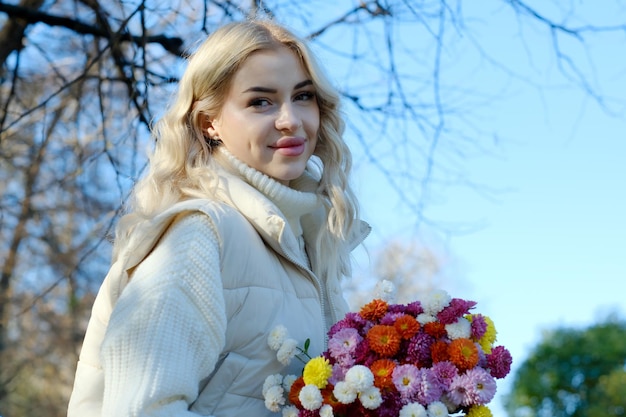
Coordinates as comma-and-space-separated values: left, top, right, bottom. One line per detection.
97, 150, 323, 417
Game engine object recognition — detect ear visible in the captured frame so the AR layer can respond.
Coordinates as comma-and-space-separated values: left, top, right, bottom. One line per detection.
201, 114, 220, 139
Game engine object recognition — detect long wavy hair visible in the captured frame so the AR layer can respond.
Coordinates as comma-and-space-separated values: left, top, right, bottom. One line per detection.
116, 19, 360, 279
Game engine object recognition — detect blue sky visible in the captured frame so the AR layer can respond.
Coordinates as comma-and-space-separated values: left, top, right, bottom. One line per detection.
337, 1, 626, 414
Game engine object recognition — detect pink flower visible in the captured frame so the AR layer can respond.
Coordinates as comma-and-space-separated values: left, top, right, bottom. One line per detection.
328, 328, 362, 358
405, 300, 424, 316
486, 345, 512, 379
437, 298, 477, 325
449, 367, 496, 406
392, 364, 421, 399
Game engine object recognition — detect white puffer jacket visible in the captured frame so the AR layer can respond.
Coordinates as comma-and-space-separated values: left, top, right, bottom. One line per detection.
67, 157, 370, 417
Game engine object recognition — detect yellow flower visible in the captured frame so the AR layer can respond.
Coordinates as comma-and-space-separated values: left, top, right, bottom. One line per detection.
303, 356, 333, 389
478, 315, 497, 354
466, 405, 493, 417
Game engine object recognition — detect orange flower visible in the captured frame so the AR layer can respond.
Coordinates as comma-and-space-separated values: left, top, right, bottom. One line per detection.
430, 340, 450, 363
289, 376, 306, 408
367, 325, 401, 357
370, 359, 397, 391
360, 299, 389, 321
394, 315, 420, 339
424, 321, 447, 338
448, 338, 479, 371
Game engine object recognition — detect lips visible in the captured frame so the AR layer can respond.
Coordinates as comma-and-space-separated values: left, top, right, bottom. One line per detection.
270, 137, 306, 156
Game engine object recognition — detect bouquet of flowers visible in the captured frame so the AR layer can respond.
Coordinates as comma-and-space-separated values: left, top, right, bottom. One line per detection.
263, 287, 512, 417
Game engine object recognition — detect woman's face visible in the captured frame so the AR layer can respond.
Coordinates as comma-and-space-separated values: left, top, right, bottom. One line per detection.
208, 47, 320, 185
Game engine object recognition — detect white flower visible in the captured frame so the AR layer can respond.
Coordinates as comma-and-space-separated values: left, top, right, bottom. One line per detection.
277, 338, 298, 365
417, 313, 436, 325
445, 317, 471, 340
282, 405, 299, 417
282, 374, 297, 393
263, 385, 285, 412
268, 325, 289, 351
262, 374, 283, 396
399, 402, 428, 417
333, 381, 357, 404
374, 279, 397, 302
358, 386, 382, 409
421, 289, 451, 315
299, 384, 323, 411
344, 365, 374, 392
319, 404, 334, 417
426, 401, 449, 417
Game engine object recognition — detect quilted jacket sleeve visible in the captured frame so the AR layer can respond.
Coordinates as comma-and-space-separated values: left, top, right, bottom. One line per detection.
100, 212, 226, 417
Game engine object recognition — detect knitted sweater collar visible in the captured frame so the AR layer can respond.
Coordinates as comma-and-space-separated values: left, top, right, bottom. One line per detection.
216, 147, 320, 238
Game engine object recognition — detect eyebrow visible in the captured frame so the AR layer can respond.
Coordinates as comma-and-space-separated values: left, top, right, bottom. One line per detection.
242, 79, 313, 94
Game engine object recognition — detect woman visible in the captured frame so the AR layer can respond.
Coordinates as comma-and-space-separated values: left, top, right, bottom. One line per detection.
68, 19, 369, 417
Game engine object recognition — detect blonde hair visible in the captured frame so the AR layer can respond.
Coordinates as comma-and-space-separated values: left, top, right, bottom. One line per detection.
118, 19, 360, 278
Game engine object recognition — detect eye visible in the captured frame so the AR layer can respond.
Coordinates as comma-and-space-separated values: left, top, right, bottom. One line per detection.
249, 98, 271, 108
294, 91, 316, 102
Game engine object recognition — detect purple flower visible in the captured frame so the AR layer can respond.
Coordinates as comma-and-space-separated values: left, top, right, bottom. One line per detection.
380, 312, 405, 325
328, 313, 366, 337
405, 301, 424, 316
431, 361, 459, 391
389, 303, 408, 314
486, 345, 512, 379
437, 298, 477, 325
448, 367, 496, 406
469, 314, 488, 340
406, 333, 434, 367
413, 368, 443, 406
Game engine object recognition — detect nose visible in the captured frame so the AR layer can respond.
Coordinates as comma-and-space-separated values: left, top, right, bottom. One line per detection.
275, 103, 301, 132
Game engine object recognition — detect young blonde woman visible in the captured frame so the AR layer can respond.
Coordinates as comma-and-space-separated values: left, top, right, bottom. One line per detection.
67, 19, 370, 417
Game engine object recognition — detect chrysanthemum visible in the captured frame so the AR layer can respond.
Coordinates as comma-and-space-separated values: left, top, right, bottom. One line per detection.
264, 384, 286, 412
448, 338, 479, 372
437, 298, 477, 325
413, 368, 443, 406
421, 289, 451, 315
370, 359, 397, 391
416, 313, 436, 325
359, 385, 383, 409
281, 405, 299, 417
430, 340, 450, 363
445, 317, 471, 340
406, 333, 434, 366
465, 404, 494, 417
277, 338, 299, 365
263, 374, 283, 397
367, 325, 401, 357
477, 316, 497, 353
462, 367, 497, 405
486, 345, 512, 379
431, 361, 458, 390
405, 300, 424, 316
319, 404, 334, 417
303, 356, 333, 389
374, 279, 397, 302
328, 313, 367, 338
288, 376, 306, 408
344, 365, 375, 392
398, 402, 428, 417
328, 327, 362, 359
333, 381, 358, 404
427, 401, 449, 417
394, 314, 421, 339
282, 374, 297, 393
360, 298, 389, 321
466, 314, 488, 340
392, 364, 420, 399
268, 325, 289, 351
423, 321, 447, 339
299, 384, 324, 411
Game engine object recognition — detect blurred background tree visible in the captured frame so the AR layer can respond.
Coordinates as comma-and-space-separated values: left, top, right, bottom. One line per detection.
1, 1, 625, 416
504, 316, 626, 417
